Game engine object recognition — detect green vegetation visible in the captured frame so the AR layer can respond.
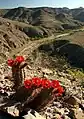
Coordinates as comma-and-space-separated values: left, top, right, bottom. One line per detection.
66, 68, 84, 79
66, 68, 84, 87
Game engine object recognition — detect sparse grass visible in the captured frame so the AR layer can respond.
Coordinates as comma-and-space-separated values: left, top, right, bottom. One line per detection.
66, 68, 84, 79
66, 67, 84, 88
65, 67, 84, 88
30, 35, 44, 40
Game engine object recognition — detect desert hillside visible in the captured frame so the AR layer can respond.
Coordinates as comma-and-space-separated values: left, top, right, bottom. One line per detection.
0, 7, 84, 32
0, 16, 51, 63
0, 6, 84, 119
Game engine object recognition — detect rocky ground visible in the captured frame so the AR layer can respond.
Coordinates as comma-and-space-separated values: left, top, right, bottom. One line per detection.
0, 25, 84, 119
0, 6, 84, 119
0, 61, 84, 119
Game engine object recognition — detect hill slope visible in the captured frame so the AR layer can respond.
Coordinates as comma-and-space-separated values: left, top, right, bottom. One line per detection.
2, 7, 84, 33
0, 17, 51, 63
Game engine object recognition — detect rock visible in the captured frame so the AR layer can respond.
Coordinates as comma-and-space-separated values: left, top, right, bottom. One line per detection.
45, 112, 53, 119
57, 72, 62, 77
41, 68, 53, 78
58, 108, 64, 115
26, 65, 32, 70
51, 106, 64, 115
64, 115, 71, 119
53, 114, 61, 119
53, 101, 62, 108
60, 72, 67, 77
42, 68, 53, 75
7, 106, 19, 116
22, 109, 46, 119
64, 108, 70, 115
43, 74, 49, 78
59, 77, 71, 86
46, 107, 53, 113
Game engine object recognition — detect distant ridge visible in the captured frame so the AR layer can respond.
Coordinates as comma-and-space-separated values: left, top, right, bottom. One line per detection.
0, 6, 83, 33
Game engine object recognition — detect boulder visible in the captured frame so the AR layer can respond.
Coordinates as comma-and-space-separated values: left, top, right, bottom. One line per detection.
7, 106, 19, 116
22, 109, 46, 119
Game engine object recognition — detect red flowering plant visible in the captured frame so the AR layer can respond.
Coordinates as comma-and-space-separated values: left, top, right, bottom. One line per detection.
24, 77, 64, 96
7, 56, 25, 90
15, 56, 24, 64
7, 59, 15, 67
24, 79, 32, 89
7, 56, 64, 109
32, 77, 42, 87
7, 56, 24, 67
41, 79, 51, 89
7, 55, 64, 108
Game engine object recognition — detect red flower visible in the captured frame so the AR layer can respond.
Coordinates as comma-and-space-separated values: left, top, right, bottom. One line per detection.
52, 86, 64, 97
57, 86, 64, 94
51, 80, 60, 89
32, 77, 41, 87
7, 59, 14, 67
24, 79, 32, 89
41, 79, 51, 88
15, 56, 24, 63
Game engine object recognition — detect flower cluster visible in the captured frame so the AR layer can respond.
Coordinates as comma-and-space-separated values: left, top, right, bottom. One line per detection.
7, 56, 24, 67
24, 77, 64, 95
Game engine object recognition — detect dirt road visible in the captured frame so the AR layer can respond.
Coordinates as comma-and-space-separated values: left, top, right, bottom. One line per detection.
9, 27, 84, 58
10, 33, 70, 58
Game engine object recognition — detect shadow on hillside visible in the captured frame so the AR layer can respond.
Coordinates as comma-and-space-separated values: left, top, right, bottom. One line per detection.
0, 110, 16, 119
39, 40, 84, 68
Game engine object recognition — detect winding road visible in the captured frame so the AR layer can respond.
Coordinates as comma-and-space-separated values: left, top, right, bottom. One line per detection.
9, 27, 84, 58
11, 33, 70, 57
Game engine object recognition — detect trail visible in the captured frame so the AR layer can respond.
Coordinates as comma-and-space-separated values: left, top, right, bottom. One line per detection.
9, 27, 84, 58
10, 33, 70, 58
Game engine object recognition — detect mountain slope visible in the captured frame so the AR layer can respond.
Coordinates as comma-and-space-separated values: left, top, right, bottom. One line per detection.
0, 9, 9, 17
0, 17, 51, 63
0, 6, 84, 65
2, 7, 84, 33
